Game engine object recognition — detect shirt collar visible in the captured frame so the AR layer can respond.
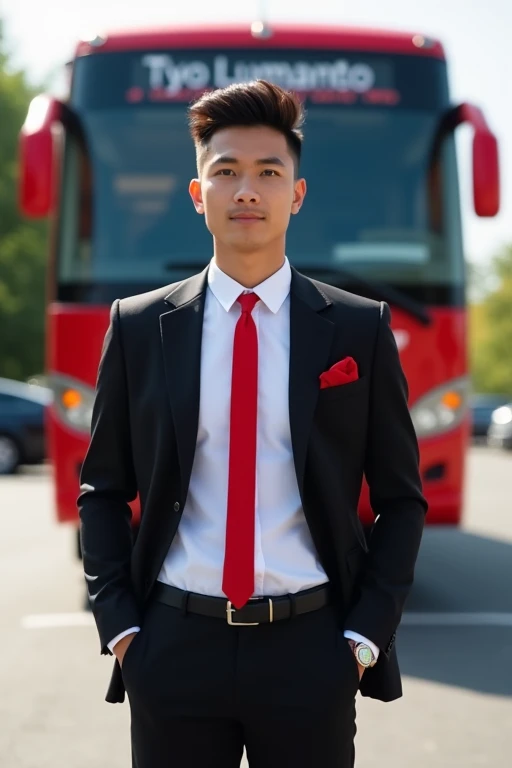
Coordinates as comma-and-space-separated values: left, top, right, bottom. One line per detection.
207, 257, 291, 314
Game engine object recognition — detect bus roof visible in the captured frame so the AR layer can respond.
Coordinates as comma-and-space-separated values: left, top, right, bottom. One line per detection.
75, 23, 445, 60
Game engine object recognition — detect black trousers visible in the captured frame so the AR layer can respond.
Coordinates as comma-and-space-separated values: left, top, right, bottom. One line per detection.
121, 596, 359, 768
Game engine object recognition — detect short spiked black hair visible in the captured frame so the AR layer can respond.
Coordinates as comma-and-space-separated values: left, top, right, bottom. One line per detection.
188, 79, 305, 176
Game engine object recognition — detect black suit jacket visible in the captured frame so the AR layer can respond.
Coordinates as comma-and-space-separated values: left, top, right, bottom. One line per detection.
78, 265, 427, 704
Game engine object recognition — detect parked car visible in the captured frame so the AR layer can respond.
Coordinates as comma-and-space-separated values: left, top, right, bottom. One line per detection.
487, 403, 512, 450
0, 377, 53, 474
469, 393, 511, 438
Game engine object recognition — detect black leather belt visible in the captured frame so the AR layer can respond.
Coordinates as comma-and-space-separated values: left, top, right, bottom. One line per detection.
152, 581, 331, 625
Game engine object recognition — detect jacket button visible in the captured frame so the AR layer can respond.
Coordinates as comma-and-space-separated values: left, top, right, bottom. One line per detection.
173, 501, 180, 512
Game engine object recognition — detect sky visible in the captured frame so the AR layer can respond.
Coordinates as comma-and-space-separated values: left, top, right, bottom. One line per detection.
2, 0, 511, 266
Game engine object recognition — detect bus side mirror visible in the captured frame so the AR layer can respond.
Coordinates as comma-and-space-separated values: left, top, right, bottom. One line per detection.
18, 95, 63, 218
472, 129, 499, 217
452, 102, 500, 218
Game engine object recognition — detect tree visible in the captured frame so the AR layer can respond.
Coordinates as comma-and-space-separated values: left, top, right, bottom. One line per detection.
0, 22, 48, 380
469, 245, 512, 395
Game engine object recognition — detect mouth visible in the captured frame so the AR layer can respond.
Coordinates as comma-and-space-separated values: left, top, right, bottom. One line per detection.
229, 214, 265, 221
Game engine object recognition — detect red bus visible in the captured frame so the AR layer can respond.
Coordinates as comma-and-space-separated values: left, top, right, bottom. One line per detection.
19, 23, 499, 574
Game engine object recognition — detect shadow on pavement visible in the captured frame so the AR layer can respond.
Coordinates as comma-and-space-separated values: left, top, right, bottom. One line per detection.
397, 528, 512, 697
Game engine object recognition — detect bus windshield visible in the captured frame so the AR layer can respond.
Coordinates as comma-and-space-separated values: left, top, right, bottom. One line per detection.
58, 49, 463, 305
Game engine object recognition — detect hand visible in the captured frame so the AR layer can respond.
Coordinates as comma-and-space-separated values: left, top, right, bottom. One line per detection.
113, 632, 139, 667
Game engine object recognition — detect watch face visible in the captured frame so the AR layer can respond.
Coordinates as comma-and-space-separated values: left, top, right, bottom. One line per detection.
357, 645, 373, 667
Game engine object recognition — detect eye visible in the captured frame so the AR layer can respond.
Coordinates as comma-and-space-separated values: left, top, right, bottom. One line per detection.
214, 169, 235, 176
262, 169, 279, 176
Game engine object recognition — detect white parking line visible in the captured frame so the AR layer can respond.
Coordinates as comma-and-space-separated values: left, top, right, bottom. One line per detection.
21, 611, 512, 629
22, 612, 95, 629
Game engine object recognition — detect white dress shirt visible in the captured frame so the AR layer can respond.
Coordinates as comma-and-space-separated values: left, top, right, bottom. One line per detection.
109, 257, 379, 661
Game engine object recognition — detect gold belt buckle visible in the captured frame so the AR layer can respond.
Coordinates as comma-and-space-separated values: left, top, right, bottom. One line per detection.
226, 598, 274, 626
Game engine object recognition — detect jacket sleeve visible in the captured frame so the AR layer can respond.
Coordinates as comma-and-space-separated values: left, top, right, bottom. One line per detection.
344, 301, 428, 656
77, 299, 141, 655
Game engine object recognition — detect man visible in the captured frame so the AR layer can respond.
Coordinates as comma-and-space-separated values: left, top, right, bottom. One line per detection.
78, 79, 427, 767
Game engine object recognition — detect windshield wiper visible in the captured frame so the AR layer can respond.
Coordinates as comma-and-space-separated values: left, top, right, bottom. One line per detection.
299, 266, 431, 326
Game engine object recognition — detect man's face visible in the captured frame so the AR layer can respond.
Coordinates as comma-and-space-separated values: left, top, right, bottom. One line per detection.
189, 125, 306, 254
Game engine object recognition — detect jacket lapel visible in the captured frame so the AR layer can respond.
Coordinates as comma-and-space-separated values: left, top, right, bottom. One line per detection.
289, 268, 335, 501
160, 267, 208, 501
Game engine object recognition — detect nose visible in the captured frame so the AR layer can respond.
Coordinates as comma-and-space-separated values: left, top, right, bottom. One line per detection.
234, 185, 260, 205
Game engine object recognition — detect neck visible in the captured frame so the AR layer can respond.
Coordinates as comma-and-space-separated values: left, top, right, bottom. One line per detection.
213, 241, 286, 289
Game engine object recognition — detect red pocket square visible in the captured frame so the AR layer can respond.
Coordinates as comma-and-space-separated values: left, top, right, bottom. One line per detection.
319, 357, 359, 389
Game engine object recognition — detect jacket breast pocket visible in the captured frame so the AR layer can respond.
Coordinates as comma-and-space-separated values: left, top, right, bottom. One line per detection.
317, 375, 369, 405
315, 372, 370, 463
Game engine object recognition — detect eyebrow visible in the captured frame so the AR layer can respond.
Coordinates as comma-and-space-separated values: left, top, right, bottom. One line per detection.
210, 155, 287, 168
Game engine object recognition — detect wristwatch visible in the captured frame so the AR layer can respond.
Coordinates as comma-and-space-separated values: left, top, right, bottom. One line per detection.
348, 640, 377, 668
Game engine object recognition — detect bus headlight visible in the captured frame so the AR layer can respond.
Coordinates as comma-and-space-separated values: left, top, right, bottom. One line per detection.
50, 374, 95, 434
410, 377, 470, 438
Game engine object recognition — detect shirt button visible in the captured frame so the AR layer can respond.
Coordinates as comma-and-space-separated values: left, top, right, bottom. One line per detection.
173, 501, 180, 512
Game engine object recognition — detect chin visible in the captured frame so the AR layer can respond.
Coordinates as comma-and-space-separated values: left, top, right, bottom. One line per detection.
225, 234, 268, 250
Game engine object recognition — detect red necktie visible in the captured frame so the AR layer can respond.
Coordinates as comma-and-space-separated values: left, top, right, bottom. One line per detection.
222, 292, 259, 609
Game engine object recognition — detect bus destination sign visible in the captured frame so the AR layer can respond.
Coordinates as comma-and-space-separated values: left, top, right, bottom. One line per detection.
125, 53, 400, 106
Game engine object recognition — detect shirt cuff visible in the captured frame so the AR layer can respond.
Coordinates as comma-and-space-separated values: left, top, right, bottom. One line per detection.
343, 630, 380, 661
107, 626, 141, 654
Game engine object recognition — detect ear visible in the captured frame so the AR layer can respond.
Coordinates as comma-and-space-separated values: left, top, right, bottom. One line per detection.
291, 178, 307, 215
189, 178, 205, 214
